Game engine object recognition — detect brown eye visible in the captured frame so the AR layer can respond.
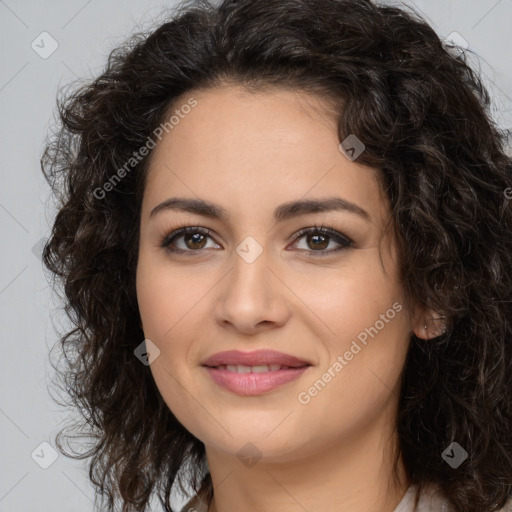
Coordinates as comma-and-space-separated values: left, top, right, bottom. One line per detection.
183, 232, 208, 250
291, 226, 353, 255
160, 227, 219, 253
305, 232, 330, 250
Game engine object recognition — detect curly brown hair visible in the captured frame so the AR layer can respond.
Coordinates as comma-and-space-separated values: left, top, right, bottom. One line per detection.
41, 0, 512, 511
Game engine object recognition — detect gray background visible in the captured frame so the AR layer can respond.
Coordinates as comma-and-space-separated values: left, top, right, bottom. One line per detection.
1, 1, 511, 511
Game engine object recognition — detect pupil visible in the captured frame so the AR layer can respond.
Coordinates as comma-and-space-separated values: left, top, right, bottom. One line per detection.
186, 232, 206, 249
309, 233, 328, 250
183, 232, 330, 251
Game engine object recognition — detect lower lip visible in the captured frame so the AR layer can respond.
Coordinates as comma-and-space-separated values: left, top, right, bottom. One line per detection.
203, 366, 310, 395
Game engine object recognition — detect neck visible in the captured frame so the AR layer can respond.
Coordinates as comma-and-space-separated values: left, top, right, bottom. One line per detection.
204, 411, 409, 512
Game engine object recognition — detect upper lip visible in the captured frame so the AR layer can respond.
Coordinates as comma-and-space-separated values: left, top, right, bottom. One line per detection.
201, 350, 312, 368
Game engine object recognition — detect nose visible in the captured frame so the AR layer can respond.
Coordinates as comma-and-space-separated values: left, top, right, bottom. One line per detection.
213, 246, 291, 335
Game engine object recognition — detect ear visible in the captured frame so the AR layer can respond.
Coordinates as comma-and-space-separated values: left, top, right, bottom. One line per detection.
411, 303, 447, 340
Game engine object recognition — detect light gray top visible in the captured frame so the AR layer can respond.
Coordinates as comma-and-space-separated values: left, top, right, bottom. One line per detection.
180, 482, 512, 512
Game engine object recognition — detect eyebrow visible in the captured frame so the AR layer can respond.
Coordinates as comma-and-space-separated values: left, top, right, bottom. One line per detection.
149, 196, 371, 223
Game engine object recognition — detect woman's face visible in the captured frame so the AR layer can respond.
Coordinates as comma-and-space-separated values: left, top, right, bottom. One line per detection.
136, 84, 425, 462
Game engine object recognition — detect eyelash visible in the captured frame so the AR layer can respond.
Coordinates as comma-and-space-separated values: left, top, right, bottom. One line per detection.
159, 223, 353, 257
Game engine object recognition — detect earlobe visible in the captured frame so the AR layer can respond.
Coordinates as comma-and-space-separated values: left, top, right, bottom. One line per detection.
412, 305, 447, 340
417, 316, 447, 340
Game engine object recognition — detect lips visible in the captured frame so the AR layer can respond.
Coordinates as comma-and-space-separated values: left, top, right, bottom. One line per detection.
201, 349, 311, 369
201, 350, 312, 395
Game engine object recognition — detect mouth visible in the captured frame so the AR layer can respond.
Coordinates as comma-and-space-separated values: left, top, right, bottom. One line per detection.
201, 349, 312, 368
201, 350, 312, 395
204, 363, 309, 372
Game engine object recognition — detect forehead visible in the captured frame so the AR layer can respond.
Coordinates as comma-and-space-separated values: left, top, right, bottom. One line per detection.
142, 84, 389, 226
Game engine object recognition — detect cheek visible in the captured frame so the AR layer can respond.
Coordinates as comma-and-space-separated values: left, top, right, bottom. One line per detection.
136, 254, 210, 341
292, 252, 409, 397
289, 252, 402, 341
136, 256, 207, 376
136, 263, 205, 432
296, 309, 409, 443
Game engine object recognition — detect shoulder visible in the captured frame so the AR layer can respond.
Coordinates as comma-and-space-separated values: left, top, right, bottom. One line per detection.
179, 473, 213, 512
501, 495, 512, 511
179, 481, 212, 512
181, 484, 512, 512
180, 494, 209, 512
396, 483, 512, 512
394, 483, 451, 512
181, 496, 208, 512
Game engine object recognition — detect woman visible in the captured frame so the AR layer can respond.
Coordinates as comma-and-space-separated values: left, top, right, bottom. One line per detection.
41, 0, 512, 511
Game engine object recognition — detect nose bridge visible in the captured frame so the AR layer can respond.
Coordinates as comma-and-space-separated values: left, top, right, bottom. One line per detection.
214, 235, 288, 332
229, 236, 272, 302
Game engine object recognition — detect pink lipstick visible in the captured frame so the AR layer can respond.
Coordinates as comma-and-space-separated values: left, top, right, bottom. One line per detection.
201, 349, 312, 396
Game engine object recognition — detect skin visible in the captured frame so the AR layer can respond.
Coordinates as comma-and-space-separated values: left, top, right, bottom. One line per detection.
136, 84, 439, 512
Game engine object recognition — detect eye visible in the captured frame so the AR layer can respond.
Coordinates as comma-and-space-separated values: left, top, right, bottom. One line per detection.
160, 226, 220, 254
159, 223, 353, 256
289, 223, 353, 256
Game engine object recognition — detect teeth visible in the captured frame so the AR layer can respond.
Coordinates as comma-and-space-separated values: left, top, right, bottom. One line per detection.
226, 364, 251, 373
218, 364, 284, 373
252, 365, 270, 373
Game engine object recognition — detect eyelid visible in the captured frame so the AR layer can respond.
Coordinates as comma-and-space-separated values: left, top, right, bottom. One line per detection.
288, 222, 352, 244
159, 225, 218, 250
159, 222, 353, 255
287, 223, 353, 255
